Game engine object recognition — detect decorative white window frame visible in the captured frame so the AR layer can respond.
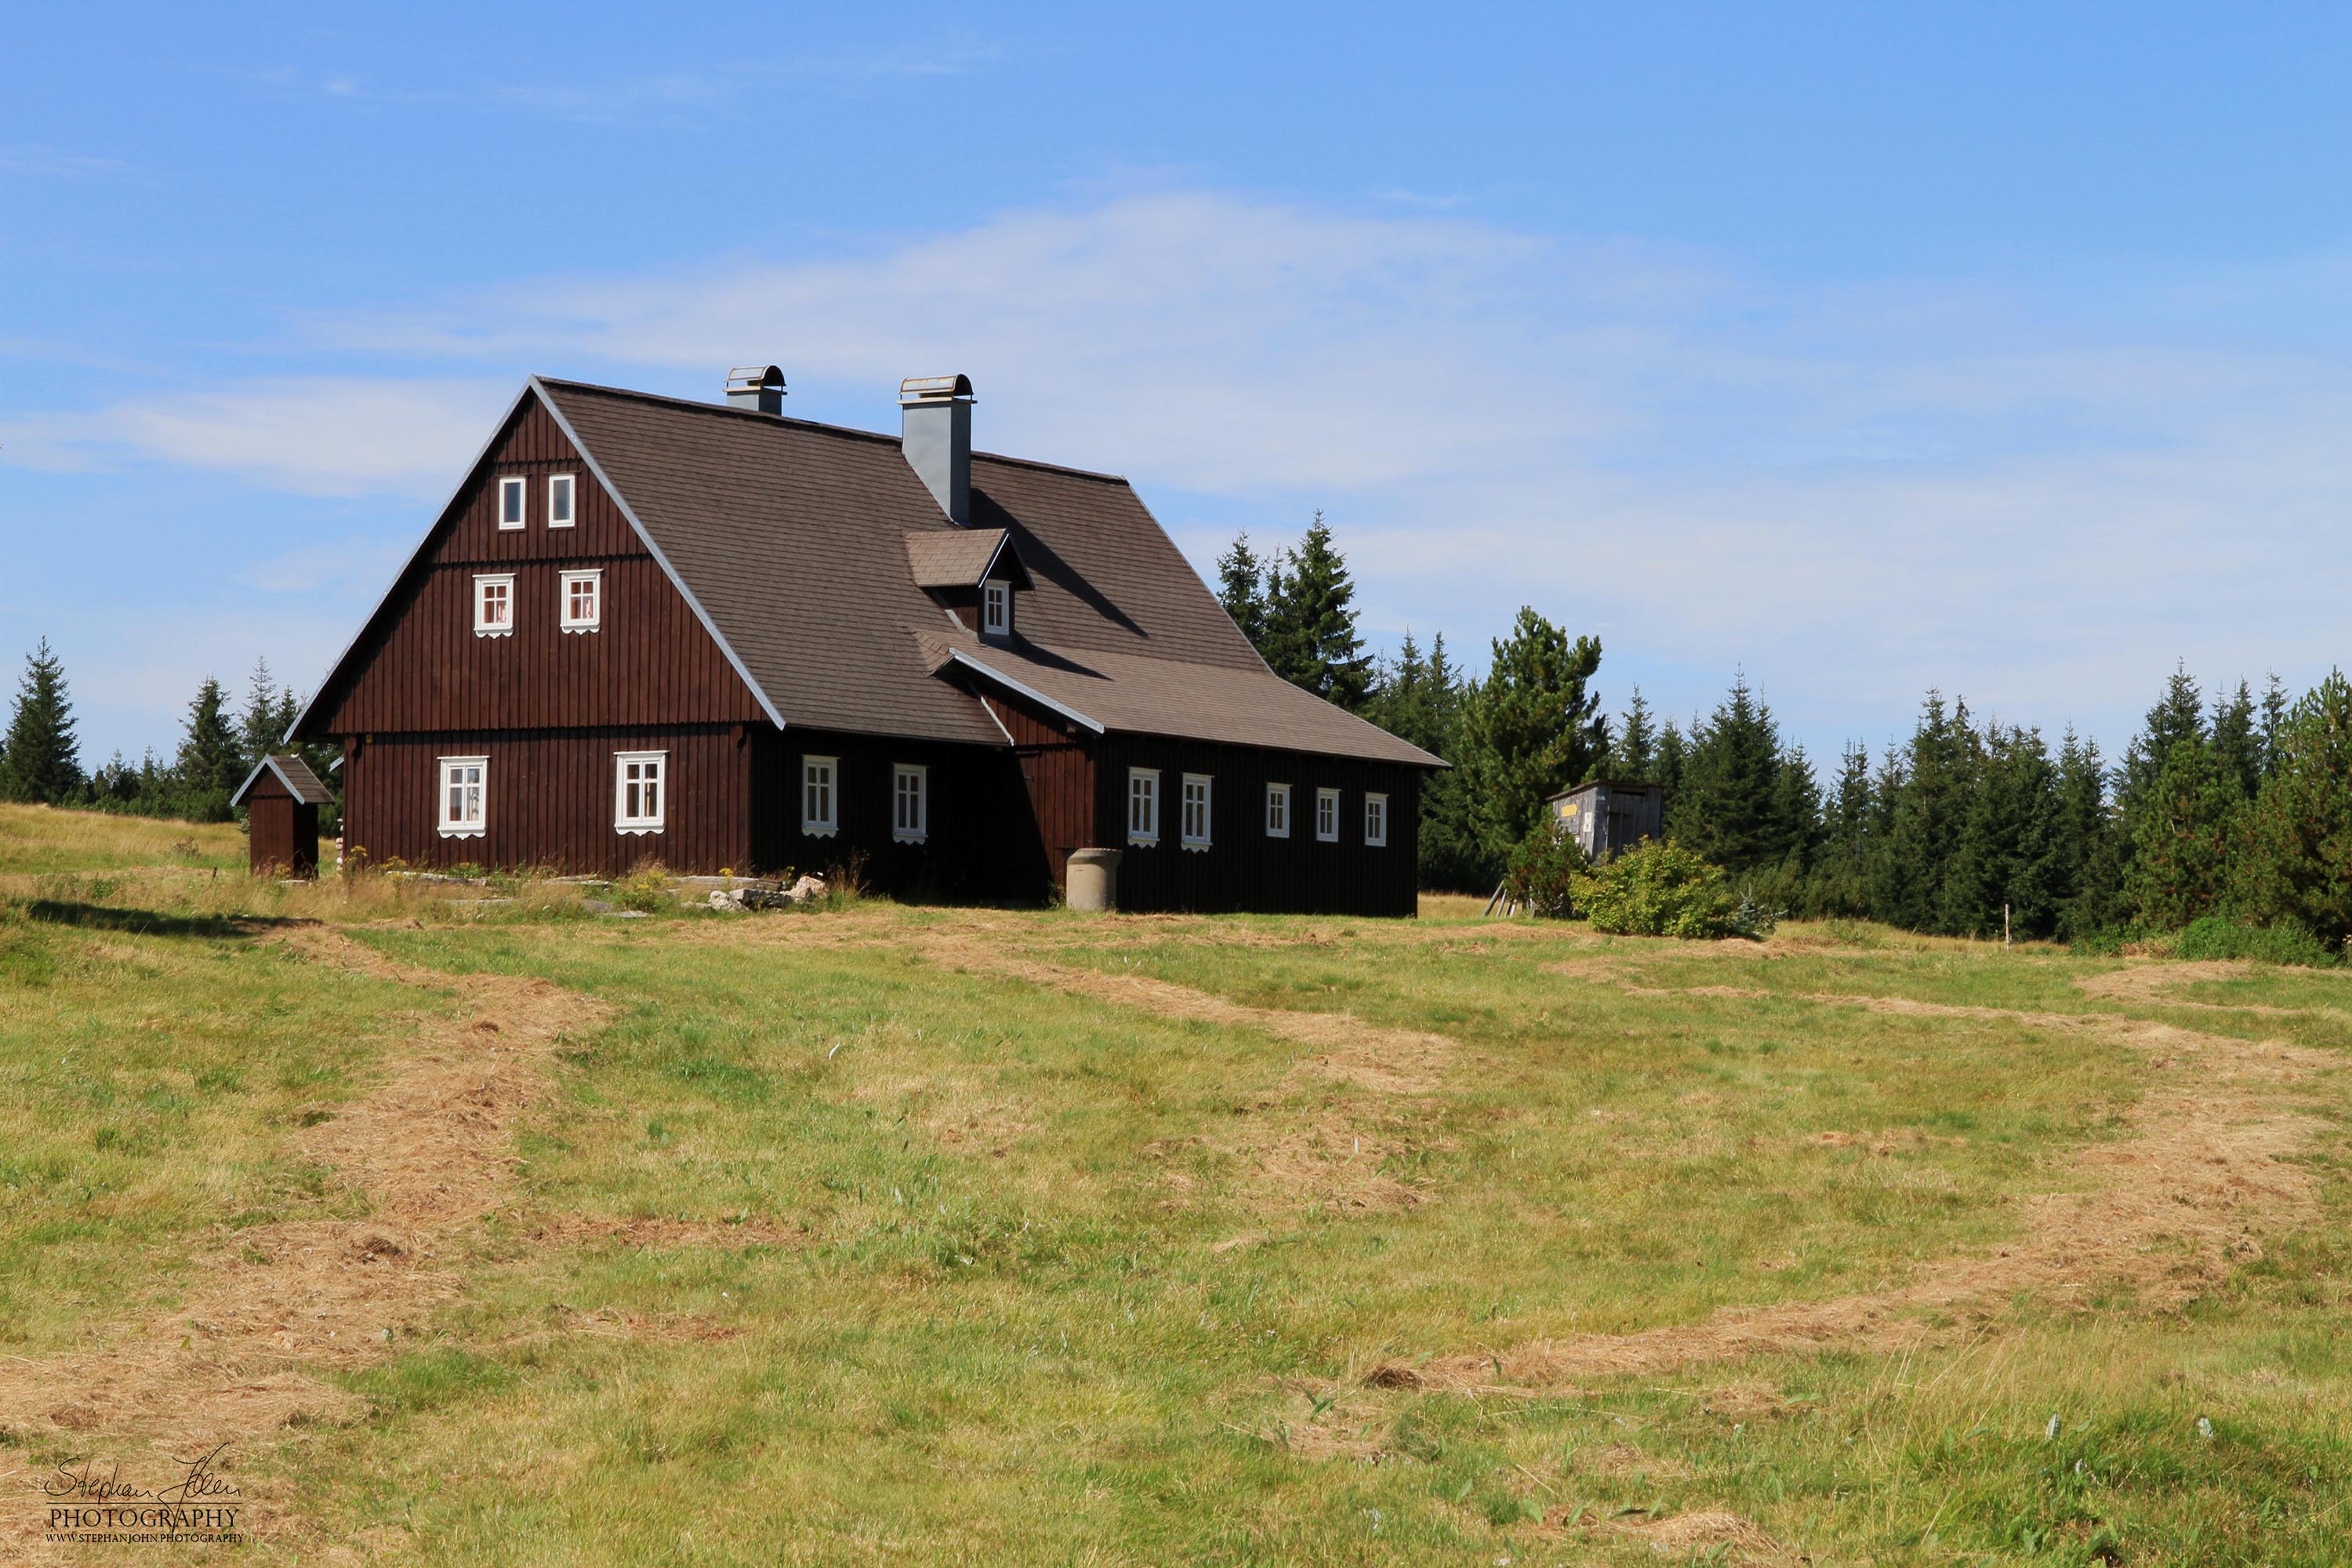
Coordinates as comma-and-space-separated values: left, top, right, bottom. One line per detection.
982, 579, 1011, 637
497, 476, 526, 530
547, 473, 576, 528
1316, 787, 1341, 843
437, 755, 488, 839
614, 750, 666, 835
801, 755, 839, 837
1365, 792, 1389, 848
893, 763, 928, 843
560, 568, 603, 633
474, 573, 517, 637
1181, 773, 1212, 851
1265, 782, 1291, 839
1127, 768, 1160, 845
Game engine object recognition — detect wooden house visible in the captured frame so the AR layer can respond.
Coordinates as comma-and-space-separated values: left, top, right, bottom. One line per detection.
231, 753, 335, 877
285, 368, 1444, 914
1544, 779, 1664, 862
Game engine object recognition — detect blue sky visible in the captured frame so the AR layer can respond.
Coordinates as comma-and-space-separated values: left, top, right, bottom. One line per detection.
5, 3, 2350, 768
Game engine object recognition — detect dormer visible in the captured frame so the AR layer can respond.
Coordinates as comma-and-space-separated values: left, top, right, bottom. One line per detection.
906, 527, 1032, 639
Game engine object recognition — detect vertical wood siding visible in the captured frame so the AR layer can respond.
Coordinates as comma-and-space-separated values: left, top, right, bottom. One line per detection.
243, 773, 318, 877
342, 726, 752, 877
978, 694, 1094, 890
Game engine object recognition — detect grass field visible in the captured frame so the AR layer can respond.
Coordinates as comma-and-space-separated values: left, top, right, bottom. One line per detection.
2, 813, 2348, 1564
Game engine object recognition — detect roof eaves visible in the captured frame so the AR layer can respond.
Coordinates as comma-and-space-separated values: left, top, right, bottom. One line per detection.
944, 649, 1106, 734
531, 376, 789, 731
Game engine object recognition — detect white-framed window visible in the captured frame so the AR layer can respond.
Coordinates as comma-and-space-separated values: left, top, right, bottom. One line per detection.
614, 751, 666, 834
982, 579, 1011, 637
1181, 774, 1212, 850
497, 476, 525, 530
547, 473, 576, 528
474, 573, 516, 636
437, 756, 487, 838
1127, 768, 1160, 844
893, 764, 927, 842
561, 569, 602, 632
1316, 787, 1341, 843
1365, 792, 1388, 848
1265, 782, 1291, 839
801, 755, 838, 837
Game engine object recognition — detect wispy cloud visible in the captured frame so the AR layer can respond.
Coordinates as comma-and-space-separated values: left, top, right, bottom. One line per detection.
0, 145, 135, 179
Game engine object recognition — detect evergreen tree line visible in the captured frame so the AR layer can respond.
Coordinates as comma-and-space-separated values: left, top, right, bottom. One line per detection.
1218, 519, 2352, 949
0, 639, 332, 826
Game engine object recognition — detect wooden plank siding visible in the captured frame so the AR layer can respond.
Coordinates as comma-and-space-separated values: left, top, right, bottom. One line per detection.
1091, 734, 1421, 916
978, 693, 1094, 890
242, 770, 318, 877
342, 726, 753, 877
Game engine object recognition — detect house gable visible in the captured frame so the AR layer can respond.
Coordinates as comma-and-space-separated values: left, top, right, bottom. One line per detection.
296, 388, 771, 737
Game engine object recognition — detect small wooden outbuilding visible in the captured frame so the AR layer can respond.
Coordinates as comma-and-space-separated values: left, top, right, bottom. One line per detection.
1544, 779, 1664, 862
231, 753, 336, 878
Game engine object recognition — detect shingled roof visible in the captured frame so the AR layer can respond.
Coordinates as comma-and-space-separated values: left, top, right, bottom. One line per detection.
321, 376, 1443, 768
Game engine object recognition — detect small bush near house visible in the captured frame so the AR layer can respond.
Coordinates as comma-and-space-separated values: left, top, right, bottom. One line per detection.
1501, 822, 1588, 918
611, 862, 675, 913
1573, 839, 1754, 939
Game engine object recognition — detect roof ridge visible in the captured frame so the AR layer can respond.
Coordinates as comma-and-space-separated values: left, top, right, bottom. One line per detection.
536, 375, 1131, 482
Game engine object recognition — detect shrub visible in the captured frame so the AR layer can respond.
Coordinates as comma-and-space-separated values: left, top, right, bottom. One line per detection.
1501, 822, 1588, 918
1572, 840, 1751, 940
2165, 915, 2339, 968
611, 861, 674, 913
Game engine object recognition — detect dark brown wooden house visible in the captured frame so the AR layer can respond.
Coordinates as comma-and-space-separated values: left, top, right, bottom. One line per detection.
230, 753, 335, 877
287, 368, 1443, 913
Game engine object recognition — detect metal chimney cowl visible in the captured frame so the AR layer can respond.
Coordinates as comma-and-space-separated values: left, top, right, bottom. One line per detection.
899, 374, 974, 524
724, 365, 786, 416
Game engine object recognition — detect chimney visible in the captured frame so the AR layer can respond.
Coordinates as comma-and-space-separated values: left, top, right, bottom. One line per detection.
899, 374, 974, 524
724, 364, 786, 416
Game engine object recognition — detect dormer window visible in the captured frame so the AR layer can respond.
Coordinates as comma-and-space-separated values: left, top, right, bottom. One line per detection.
497, 477, 525, 530
982, 579, 1012, 637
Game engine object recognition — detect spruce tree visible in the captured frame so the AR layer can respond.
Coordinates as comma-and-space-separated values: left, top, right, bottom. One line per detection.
2123, 735, 2242, 931
1259, 514, 1374, 710
2259, 673, 2292, 779
1454, 608, 1605, 872
1668, 674, 1783, 873
1769, 743, 1824, 873
1806, 741, 1878, 917
1944, 725, 2064, 938
0, 638, 84, 804
1608, 688, 1658, 782
1655, 721, 1689, 813
2054, 728, 2123, 937
2118, 662, 2205, 836
2231, 670, 2352, 948
2210, 681, 2263, 800
238, 657, 289, 774
175, 677, 244, 820
1215, 533, 1269, 651
1876, 692, 1973, 931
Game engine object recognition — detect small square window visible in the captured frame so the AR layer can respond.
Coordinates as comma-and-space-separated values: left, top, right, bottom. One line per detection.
1265, 782, 1290, 839
1181, 774, 1212, 850
1127, 768, 1159, 844
802, 756, 838, 837
1365, 792, 1388, 848
1316, 787, 1340, 843
547, 473, 575, 528
497, 477, 525, 530
437, 756, 487, 838
893, 764, 928, 842
982, 579, 1011, 637
474, 573, 516, 637
615, 751, 666, 833
561, 569, 602, 633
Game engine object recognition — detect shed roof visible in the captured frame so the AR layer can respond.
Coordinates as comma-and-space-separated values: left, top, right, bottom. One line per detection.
232, 753, 336, 808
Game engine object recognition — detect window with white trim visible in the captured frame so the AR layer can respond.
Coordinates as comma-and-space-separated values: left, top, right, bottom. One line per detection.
1316, 787, 1340, 843
547, 473, 575, 528
1265, 782, 1291, 838
614, 751, 666, 833
1127, 768, 1160, 844
801, 755, 838, 837
497, 477, 525, 530
437, 756, 487, 838
982, 579, 1011, 637
893, 764, 927, 842
1365, 792, 1388, 848
1181, 774, 1212, 850
561, 569, 602, 632
474, 573, 516, 636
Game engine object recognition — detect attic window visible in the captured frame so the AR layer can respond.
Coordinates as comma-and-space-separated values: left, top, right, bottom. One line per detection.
474, 574, 515, 637
982, 579, 1011, 637
498, 477, 525, 530
548, 474, 575, 528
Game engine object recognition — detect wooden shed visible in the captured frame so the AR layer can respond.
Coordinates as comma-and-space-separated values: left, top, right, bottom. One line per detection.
231, 753, 336, 878
1544, 779, 1664, 862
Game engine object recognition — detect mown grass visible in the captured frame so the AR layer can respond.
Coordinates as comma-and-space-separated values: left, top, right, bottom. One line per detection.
0, 800, 244, 875
1, 808, 2347, 1563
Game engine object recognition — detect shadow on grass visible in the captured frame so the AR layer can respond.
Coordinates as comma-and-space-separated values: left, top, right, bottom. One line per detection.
18, 900, 295, 940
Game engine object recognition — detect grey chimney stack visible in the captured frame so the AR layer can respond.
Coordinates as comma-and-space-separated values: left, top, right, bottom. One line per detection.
724, 365, 786, 416
899, 374, 974, 524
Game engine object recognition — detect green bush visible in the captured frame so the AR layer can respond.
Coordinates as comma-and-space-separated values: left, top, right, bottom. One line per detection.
2165, 915, 2340, 968
1572, 840, 1759, 940
1501, 822, 1588, 918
